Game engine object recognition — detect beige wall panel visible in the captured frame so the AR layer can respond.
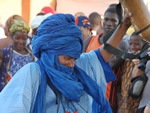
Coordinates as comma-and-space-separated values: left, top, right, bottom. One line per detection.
0, 0, 21, 25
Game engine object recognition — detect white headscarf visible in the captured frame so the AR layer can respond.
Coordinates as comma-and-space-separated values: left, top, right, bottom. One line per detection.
31, 13, 52, 29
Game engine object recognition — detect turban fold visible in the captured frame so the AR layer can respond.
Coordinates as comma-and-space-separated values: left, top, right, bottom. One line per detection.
32, 13, 83, 59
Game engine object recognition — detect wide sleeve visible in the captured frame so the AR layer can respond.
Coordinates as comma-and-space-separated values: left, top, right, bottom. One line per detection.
94, 49, 116, 82
76, 50, 106, 93
0, 63, 41, 113
76, 50, 116, 94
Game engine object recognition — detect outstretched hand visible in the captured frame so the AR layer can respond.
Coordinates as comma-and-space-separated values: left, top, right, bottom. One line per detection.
131, 59, 144, 78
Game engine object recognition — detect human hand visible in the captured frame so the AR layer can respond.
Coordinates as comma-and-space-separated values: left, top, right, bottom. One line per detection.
121, 13, 132, 28
132, 59, 140, 65
144, 105, 150, 113
131, 59, 144, 78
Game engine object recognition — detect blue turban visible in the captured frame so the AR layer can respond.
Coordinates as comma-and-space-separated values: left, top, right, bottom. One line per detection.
32, 14, 112, 113
32, 13, 83, 59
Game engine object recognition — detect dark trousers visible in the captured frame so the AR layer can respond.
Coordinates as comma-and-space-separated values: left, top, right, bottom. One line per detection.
111, 105, 117, 113
136, 106, 146, 113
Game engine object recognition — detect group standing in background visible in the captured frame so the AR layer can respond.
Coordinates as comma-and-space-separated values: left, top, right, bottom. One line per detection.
0, 3, 150, 113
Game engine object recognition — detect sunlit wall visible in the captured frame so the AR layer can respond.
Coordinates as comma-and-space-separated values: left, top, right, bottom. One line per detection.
0, 0, 21, 25
0, 0, 150, 27
30, 0, 51, 25
0, 0, 51, 26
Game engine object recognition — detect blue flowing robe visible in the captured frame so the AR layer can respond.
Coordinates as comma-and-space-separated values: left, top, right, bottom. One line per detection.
0, 50, 115, 113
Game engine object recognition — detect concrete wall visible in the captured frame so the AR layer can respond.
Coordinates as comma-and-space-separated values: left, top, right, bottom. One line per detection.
0, 0, 119, 26
0, 0, 150, 26
0, 0, 51, 25
56, 0, 118, 17
0, 0, 21, 25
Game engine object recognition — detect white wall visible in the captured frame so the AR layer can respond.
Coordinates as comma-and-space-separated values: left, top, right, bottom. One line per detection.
0, 0, 21, 25
0, 0, 52, 26
144, 0, 150, 12
56, 0, 118, 17
0, 0, 149, 26
30, 0, 51, 25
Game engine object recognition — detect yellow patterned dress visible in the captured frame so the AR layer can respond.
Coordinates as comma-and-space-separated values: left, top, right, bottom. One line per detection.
117, 60, 141, 113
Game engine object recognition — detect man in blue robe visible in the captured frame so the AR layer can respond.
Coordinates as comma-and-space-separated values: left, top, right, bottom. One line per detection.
0, 13, 131, 113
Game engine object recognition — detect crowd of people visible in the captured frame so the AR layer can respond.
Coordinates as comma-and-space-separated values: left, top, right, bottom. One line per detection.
0, 3, 150, 113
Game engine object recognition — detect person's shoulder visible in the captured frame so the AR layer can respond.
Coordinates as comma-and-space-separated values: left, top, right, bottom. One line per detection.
2, 45, 13, 53
76, 50, 97, 64
22, 62, 39, 71
17, 62, 40, 75
80, 50, 96, 58
14, 62, 41, 82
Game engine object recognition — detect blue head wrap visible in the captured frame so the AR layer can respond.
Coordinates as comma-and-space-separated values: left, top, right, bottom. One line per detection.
32, 14, 112, 113
32, 13, 83, 59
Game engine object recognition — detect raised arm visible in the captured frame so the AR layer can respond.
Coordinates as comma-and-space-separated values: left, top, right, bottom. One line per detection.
99, 14, 131, 62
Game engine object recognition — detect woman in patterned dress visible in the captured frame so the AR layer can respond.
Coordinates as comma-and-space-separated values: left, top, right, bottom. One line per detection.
0, 19, 35, 91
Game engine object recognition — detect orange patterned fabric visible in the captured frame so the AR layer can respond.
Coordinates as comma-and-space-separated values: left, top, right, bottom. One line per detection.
6, 73, 12, 84
106, 82, 112, 100
117, 60, 141, 113
86, 35, 102, 52
86, 34, 120, 109
86, 33, 121, 112
107, 67, 122, 111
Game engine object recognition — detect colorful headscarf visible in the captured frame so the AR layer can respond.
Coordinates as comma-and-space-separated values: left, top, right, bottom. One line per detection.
75, 16, 92, 29
32, 14, 112, 113
9, 20, 30, 33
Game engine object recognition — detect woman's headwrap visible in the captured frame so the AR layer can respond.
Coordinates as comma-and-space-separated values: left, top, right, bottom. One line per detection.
9, 20, 30, 33
32, 14, 112, 113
